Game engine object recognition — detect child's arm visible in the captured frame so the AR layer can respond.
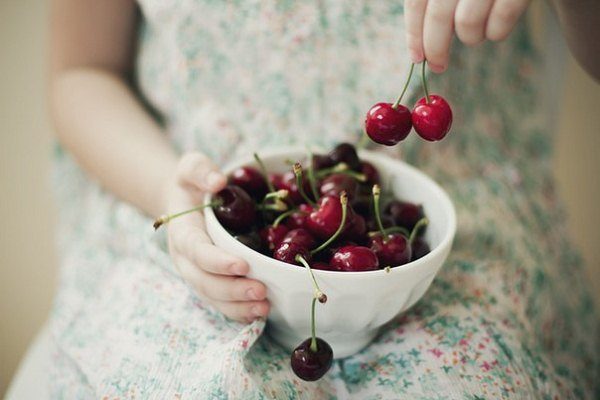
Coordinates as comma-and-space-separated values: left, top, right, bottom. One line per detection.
50, 0, 270, 323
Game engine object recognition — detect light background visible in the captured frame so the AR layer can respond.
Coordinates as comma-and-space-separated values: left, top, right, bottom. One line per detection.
1, 1, 598, 396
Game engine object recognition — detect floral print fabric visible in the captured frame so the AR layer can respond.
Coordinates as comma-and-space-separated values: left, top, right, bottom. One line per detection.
49, 1, 598, 398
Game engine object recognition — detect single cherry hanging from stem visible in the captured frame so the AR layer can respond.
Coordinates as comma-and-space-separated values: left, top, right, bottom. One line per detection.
365, 63, 415, 146
412, 61, 453, 142
290, 255, 333, 381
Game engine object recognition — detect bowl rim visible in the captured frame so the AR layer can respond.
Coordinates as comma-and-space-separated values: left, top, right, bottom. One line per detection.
204, 147, 457, 278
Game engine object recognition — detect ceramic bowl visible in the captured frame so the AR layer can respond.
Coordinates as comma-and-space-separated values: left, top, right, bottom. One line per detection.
204, 148, 456, 358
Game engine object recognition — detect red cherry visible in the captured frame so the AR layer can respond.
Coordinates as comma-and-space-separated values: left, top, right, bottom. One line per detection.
360, 162, 380, 186
369, 233, 412, 267
385, 200, 426, 234
319, 174, 359, 200
213, 185, 257, 233
306, 195, 353, 240
411, 236, 431, 261
286, 204, 313, 230
344, 214, 367, 243
259, 225, 289, 251
274, 170, 313, 205
273, 242, 311, 265
365, 103, 412, 146
330, 245, 379, 272
328, 143, 361, 171
290, 337, 333, 381
281, 228, 316, 249
229, 166, 268, 200
412, 94, 452, 141
311, 261, 336, 271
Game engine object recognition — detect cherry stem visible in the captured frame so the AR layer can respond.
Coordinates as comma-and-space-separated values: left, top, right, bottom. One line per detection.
315, 163, 366, 182
392, 62, 415, 109
263, 189, 289, 202
409, 217, 429, 244
310, 297, 318, 352
295, 254, 327, 353
254, 153, 275, 192
421, 61, 431, 104
153, 200, 222, 230
369, 226, 410, 237
310, 192, 348, 255
295, 255, 327, 304
307, 153, 320, 201
293, 163, 317, 206
272, 208, 297, 227
372, 185, 387, 239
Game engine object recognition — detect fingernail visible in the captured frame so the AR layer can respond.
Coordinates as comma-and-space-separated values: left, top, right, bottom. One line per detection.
230, 263, 247, 276
251, 306, 263, 317
409, 50, 424, 63
429, 63, 446, 73
246, 288, 259, 300
207, 171, 224, 189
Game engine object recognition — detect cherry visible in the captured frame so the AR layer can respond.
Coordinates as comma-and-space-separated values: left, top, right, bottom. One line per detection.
235, 232, 264, 253
311, 262, 336, 271
385, 200, 426, 234
276, 171, 307, 204
312, 154, 335, 172
273, 241, 311, 265
306, 195, 353, 240
319, 174, 359, 200
286, 204, 313, 230
213, 185, 256, 233
344, 213, 367, 243
330, 245, 379, 272
360, 162, 380, 186
412, 94, 452, 141
290, 337, 333, 381
366, 214, 394, 232
260, 224, 289, 251
369, 233, 411, 267
281, 228, 316, 249
411, 236, 431, 261
365, 103, 412, 146
229, 166, 268, 200
328, 143, 361, 172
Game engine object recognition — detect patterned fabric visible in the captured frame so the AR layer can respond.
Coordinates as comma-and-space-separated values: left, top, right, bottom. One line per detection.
49, 1, 598, 398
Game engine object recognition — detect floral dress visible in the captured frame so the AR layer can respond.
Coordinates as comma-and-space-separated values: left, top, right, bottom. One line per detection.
49, 1, 598, 398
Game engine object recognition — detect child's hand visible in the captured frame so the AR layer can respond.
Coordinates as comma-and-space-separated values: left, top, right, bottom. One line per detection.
404, 0, 531, 73
163, 153, 270, 323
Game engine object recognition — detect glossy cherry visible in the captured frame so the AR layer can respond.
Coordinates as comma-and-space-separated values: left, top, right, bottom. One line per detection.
273, 241, 311, 265
369, 233, 412, 267
412, 94, 452, 141
229, 166, 268, 200
344, 214, 367, 243
291, 338, 333, 381
281, 228, 316, 249
411, 236, 431, 261
213, 185, 256, 233
365, 103, 412, 146
235, 231, 264, 253
330, 245, 379, 272
386, 200, 426, 234
260, 224, 289, 251
286, 204, 313, 230
328, 143, 361, 171
319, 173, 359, 200
306, 195, 353, 240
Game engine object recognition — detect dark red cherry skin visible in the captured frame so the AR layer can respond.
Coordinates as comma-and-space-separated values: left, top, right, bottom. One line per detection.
259, 225, 289, 251
369, 233, 412, 267
366, 214, 394, 233
286, 204, 313, 230
306, 195, 353, 240
319, 174, 359, 200
274, 171, 313, 205
269, 173, 285, 190
412, 94, 453, 141
328, 143, 361, 171
312, 154, 335, 172
273, 242, 311, 265
351, 195, 372, 218
311, 262, 336, 271
411, 237, 431, 261
365, 102, 412, 146
344, 214, 367, 244
290, 337, 333, 381
360, 162, 380, 186
386, 200, 426, 235
235, 231, 264, 253
281, 228, 316, 249
214, 185, 256, 233
229, 166, 268, 200
330, 245, 379, 272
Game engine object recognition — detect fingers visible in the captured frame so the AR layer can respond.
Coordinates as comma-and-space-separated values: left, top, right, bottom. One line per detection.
423, 0, 459, 73
176, 152, 226, 193
455, 0, 494, 46
404, 0, 428, 63
486, 0, 529, 41
191, 270, 268, 303
210, 299, 270, 323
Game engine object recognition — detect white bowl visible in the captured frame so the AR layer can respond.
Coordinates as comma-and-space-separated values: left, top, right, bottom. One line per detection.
205, 148, 456, 358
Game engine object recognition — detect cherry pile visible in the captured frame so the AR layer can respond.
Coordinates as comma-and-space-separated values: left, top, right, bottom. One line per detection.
154, 142, 432, 381
365, 61, 452, 145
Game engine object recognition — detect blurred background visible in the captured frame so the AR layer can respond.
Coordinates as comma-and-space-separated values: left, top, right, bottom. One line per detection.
1, 1, 599, 396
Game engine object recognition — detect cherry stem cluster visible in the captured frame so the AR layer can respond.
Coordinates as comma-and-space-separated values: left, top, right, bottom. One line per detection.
310, 192, 348, 255
392, 62, 415, 109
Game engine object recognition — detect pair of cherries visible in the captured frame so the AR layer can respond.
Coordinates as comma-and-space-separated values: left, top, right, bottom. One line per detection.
365, 61, 453, 145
